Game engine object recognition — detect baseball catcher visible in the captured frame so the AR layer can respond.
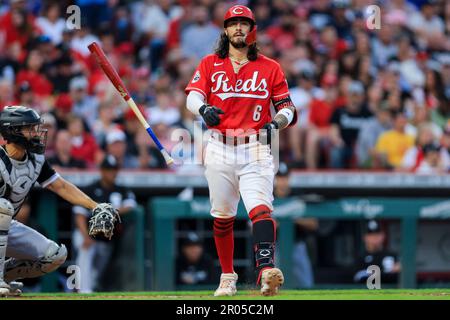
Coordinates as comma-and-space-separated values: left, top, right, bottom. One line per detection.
0, 106, 119, 297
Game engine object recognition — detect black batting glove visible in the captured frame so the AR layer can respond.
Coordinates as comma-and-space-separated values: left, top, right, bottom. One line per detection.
199, 104, 224, 126
262, 121, 279, 131
261, 121, 279, 145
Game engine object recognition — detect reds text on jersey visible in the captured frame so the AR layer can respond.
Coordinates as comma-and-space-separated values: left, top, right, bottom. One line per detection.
186, 54, 294, 135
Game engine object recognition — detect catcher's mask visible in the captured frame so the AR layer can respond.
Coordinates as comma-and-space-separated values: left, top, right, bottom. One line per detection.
0, 106, 48, 154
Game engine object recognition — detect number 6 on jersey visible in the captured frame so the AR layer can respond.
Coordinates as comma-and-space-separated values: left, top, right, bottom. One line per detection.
253, 105, 262, 122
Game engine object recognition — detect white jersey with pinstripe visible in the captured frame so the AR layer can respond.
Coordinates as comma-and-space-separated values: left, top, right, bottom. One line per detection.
0, 147, 59, 217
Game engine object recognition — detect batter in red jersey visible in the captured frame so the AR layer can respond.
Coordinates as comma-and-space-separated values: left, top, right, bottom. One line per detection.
185, 5, 297, 297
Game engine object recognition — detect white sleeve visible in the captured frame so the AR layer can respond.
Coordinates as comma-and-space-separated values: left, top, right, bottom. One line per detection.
186, 91, 206, 116
72, 205, 90, 217
123, 190, 137, 209
401, 147, 417, 170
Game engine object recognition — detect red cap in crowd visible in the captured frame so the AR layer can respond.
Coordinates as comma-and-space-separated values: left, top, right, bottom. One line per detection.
321, 74, 338, 87
116, 42, 134, 56
55, 93, 73, 113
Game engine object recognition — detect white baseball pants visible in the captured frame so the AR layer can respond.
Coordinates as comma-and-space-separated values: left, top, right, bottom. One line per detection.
204, 135, 275, 218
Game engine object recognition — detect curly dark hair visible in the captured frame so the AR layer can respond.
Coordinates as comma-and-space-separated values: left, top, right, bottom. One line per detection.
214, 33, 259, 61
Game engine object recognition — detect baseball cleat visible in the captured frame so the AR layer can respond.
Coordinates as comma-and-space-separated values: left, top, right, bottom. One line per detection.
0, 280, 23, 297
8, 281, 23, 296
260, 267, 284, 296
0, 281, 10, 297
214, 272, 238, 297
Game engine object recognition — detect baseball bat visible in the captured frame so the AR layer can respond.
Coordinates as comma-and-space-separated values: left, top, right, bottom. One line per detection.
88, 42, 173, 165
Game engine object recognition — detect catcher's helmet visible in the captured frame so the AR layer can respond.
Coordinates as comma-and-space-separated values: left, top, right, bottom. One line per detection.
224, 5, 255, 29
0, 106, 47, 154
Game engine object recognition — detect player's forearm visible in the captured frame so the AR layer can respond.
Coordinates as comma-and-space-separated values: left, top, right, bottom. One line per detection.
186, 91, 205, 115
63, 183, 98, 210
271, 95, 296, 130
47, 177, 97, 210
273, 105, 296, 130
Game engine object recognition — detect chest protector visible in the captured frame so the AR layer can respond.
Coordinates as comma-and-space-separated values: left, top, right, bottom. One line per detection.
0, 148, 45, 216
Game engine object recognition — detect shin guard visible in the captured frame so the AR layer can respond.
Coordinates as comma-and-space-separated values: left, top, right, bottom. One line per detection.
249, 205, 276, 284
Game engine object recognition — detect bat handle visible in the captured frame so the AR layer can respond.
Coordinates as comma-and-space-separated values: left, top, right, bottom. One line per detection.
145, 127, 174, 165
161, 149, 174, 166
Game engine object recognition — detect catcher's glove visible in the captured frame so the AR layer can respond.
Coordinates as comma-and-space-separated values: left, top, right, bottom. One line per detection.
88, 203, 121, 240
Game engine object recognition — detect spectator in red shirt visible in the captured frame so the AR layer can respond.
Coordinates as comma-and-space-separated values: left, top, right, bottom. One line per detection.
314, 25, 348, 60
16, 49, 53, 98
51, 93, 73, 130
67, 114, 101, 168
48, 129, 87, 170
165, 5, 195, 52
0, 4, 40, 52
305, 74, 339, 169
266, 12, 298, 52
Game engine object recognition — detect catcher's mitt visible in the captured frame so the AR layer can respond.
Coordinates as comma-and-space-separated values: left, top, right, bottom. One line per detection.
88, 203, 121, 240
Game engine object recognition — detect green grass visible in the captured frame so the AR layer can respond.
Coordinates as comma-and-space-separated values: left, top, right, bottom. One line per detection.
11, 289, 450, 300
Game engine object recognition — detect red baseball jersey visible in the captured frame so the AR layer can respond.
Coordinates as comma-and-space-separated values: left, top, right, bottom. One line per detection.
185, 54, 297, 135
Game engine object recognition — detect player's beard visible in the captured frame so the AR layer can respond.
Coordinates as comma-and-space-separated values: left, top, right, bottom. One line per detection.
228, 34, 247, 49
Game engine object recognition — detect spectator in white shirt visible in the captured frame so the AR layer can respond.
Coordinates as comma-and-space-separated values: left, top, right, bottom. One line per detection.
70, 25, 100, 57
407, 0, 447, 50
415, 142, 446, 174
132, 0, 183, 72
36, 3, 66, 45
69, 76, 99, 131
401, 123, 436, 171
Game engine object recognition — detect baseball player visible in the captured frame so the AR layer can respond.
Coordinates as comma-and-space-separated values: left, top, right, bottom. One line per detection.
0, 106, 118, 297
185, 5, 297, 296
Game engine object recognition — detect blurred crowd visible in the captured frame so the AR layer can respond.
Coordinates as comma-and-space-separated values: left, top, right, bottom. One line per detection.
0, 0, 449, 173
